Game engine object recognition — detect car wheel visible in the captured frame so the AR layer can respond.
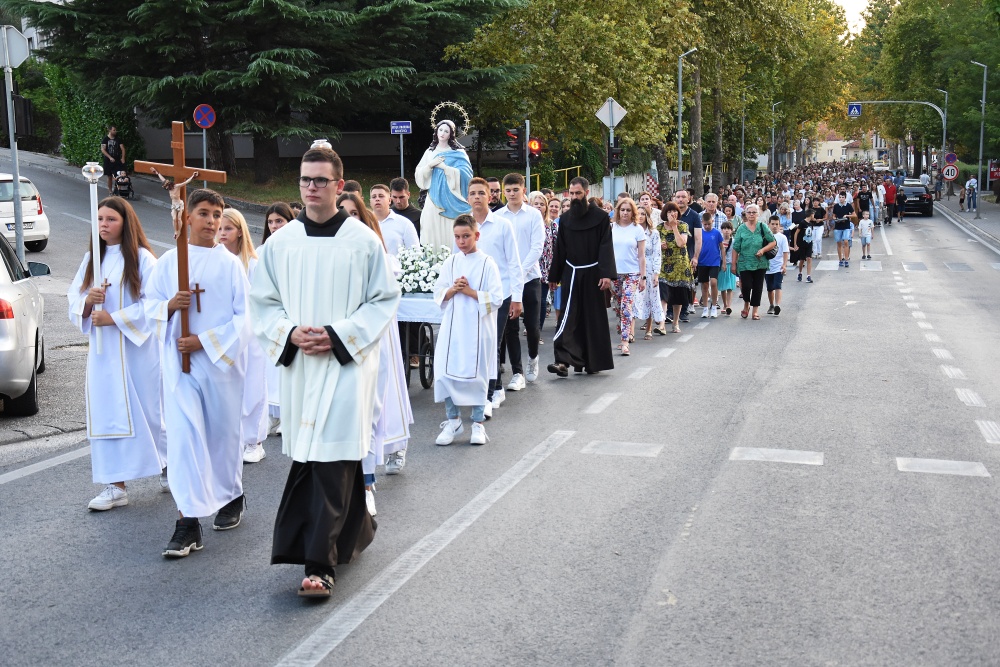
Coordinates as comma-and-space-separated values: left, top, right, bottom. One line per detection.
6, 348, 39, 416
25, 239, 48, 252
36, 335, 45, 374
924, 207, 933, 217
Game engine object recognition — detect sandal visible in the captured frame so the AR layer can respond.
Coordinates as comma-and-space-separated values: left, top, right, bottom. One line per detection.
653, 325, 667, 336
629, 334, 635, 343
644, 332, 653, 340
741, 307, 749, 319
671, 325, 681, 333
621, 343, 630, 356
298, 573, 335, 598
751, 314, 761, 320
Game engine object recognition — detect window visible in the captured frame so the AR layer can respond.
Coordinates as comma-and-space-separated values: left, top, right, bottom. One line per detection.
0, 180, 38, 202
827, 149, 833, 156
0, 234, 26, 281
841, 148, 848, 156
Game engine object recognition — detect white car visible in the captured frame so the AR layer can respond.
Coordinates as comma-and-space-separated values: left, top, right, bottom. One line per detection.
0, 174, 50, 252
0, 233, 47, 415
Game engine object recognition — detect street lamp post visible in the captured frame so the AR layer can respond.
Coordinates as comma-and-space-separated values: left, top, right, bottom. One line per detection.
936, 88, 950, 198
677, 47, 697, 192
82, 161, 105, 354
972, 61, 987, 219
740, 90, 745, 185
771, 101, 782, 174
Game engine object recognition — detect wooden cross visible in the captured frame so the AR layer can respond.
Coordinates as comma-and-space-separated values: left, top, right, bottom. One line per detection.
135, 121, 227, 373
191, 283, 205, 313
100, 278, 111, 291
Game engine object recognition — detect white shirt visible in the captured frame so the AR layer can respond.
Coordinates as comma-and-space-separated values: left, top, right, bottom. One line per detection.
876, 183, 886, 203
611, 222, 646, 274
919, 173, 930, 186
767, 233, 789, 274
966, 177, 978, 191
495, 203, 545, 283
474, 210, 524, 302
378, 211, 419, 256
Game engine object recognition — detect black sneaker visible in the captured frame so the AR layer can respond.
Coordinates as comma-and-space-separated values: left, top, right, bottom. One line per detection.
546, 363, 568, 377
766, 305, 774, 314
773, 305, 781, 316
213, 494, 245, 531
163, 518, 203, 558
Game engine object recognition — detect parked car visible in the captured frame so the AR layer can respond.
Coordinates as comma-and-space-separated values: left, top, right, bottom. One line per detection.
872, 160, 890, 172
901, 179, 934, 216
0, 174, 50, 252
0, 233, 48, 416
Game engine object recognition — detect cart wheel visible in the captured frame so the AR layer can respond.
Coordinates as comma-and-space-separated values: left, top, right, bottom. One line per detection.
418, 324, 435, 389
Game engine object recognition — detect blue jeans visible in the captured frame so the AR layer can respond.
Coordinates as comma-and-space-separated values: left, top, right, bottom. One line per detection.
968, 188, 978, 210
445, 397, 485, 423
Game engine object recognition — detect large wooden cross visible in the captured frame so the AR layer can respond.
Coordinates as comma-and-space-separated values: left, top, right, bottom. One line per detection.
135, 121, 227, 372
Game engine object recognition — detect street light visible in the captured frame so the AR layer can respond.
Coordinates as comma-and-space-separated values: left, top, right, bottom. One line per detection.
82, 161, 105, 353
972, 61, 987, 219
677, 47, 697, 192
771, 101, 783, 174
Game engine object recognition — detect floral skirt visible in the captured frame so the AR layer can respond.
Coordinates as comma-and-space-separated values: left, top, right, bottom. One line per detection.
612, 273, 641, 340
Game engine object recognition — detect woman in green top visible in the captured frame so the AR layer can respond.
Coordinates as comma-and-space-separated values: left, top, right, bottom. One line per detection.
659, 201, 693, 333
731, 204, 776, 320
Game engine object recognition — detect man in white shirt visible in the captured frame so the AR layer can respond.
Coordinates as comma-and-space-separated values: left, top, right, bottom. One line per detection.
467, 177, 523, 417
919, 170, 930, 187
874, 179, 886, 226
370, 184, 419, 256
495, 173, 545, 390
966, 176, 979, 212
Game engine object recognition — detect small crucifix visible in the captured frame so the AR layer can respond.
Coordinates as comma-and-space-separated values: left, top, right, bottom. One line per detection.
191, 283, 205, 313
135, 121, 227, 373
100, 277, 112, 292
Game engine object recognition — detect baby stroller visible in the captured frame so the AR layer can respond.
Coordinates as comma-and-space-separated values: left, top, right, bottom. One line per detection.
113, 171, 134, 199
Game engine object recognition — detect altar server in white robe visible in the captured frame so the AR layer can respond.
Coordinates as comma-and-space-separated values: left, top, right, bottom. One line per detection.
337, 192, 413, 518
260, 202, 295, 435
68, 196, 166, 511
433, 214, 503, 447
146, 189, 252, 559
249, 144, 400, 598
218, 208, 268, 463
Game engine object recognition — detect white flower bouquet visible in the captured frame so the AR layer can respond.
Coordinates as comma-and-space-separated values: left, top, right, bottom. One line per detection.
397, 243, 452, 294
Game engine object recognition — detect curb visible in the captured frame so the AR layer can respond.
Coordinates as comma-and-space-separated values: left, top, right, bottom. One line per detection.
935, 202, 1000, 255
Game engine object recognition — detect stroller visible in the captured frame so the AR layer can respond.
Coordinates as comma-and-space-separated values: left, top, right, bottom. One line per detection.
113, 170, 134, 199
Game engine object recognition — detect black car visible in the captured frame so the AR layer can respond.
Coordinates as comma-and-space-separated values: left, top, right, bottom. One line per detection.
900, 180, 934, 216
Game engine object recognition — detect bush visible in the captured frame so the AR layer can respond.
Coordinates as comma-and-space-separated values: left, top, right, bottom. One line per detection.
45, 64, 144, 168
4, 58, 61, 154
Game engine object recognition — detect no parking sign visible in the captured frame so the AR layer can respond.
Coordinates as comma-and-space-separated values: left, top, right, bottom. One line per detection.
193, 104, 216, 129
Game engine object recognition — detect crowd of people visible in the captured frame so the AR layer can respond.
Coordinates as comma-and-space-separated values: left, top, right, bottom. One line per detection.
70, 144, 907, 599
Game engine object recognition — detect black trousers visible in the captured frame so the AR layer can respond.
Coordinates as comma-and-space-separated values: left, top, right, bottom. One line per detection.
739, 268, 766, 307
488, 296, 512, 400
503, 279, 541, 374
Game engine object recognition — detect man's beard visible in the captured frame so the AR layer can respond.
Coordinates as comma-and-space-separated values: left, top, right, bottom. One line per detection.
569, 197, 588, 217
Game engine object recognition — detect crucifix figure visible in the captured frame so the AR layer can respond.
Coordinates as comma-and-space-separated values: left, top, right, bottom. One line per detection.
191, 283, 205, 313
135, 121, 227, 372
150, 167, 200, 239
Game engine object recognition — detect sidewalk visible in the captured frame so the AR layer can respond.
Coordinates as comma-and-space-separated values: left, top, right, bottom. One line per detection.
933, 190, 1000, 249
0, 149, 268, 234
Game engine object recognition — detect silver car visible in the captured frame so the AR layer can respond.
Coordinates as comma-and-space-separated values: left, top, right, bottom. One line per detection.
0, 233, 48, 415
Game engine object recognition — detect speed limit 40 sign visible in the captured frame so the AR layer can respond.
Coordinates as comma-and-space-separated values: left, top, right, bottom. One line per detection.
942, 164, 959, 181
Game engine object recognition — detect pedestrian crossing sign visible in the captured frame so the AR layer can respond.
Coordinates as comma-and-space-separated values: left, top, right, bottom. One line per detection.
848, 103, 862, 118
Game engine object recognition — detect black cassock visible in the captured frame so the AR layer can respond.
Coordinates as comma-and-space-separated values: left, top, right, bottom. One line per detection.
549, 203, 617, 372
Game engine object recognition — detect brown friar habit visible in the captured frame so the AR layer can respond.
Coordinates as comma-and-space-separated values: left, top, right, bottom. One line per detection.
549, 202, 617, 372
269, 210, 377, 575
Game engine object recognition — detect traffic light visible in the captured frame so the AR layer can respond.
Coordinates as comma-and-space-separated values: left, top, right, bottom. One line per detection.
506, 125, 524, 163
528, 137, 542, 164
608, 136, 623, 169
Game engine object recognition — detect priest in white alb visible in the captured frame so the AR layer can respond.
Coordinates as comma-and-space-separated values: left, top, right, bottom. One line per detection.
249, 143, 400, 598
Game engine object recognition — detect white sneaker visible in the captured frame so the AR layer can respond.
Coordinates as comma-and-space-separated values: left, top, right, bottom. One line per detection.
243, 442, 266, 463
701, 307, 709, 318
492, 387, 506, 408
526, 357, 539, 383
267, 416, 281, 436
710, 305, 719, 318
365, 488, 377, 516
159, 467, 170, 493
483, 402, 493, 420
385, 450, 406, 475
470, 422, 489, 446
436, 418, 463, 446
507, 374, 526, 391
88, 484, 128, 511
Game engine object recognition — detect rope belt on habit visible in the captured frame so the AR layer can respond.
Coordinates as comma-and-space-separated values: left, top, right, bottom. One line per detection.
552, 260, 599, 341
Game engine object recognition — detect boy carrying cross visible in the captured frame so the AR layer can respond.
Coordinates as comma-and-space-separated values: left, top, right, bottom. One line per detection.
146, 189, 252, 558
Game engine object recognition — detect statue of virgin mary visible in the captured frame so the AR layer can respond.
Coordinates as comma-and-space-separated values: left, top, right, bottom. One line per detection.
415, 119, 473, 249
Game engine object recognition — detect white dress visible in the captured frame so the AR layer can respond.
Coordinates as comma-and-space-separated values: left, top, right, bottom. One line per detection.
68, 245, 166, 484
635, 227, 664, 322
433, 250, 503, 406
241, 257, 269, 446
415, 147, 473, 250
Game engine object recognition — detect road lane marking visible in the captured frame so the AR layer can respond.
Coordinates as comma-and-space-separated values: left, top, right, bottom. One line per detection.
912, 311, 926, 319
945, 262, 974, 272
582, 393, 620, 414
906, 302, 920, 309
275, 430, 576, 667
816, 261, 840, 271
0, 445, 91, 486
956, 388, 986, 407
693, 321, 709, 330
628, 367, 652, 380
941, 366, 966, 380
903, 262, 927, 271
932, 349, 953, 360
880, 225, 893, 255
729, 447, 823, 466
902, 295, 915, 300
925, 333, 942, 343
976, 420, 1000, 444
677, 334, 693, 343
896, 458, 990, 477
992, 263, 1000, 270
899, 288, 912, 293
892, 271, 900, 275
917, 322, 934, 330
655, 347, 676, 358
580, 441, 663, 458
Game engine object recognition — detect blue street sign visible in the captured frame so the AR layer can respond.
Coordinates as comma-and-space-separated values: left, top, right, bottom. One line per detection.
390, 121, 412, 135
847, 103, 862, 118
193, 104, 216, 129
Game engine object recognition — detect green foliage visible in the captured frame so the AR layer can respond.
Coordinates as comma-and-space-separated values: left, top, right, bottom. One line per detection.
45, 65, 144, 168
1, 58, 61, 153
534, 157, 555, 190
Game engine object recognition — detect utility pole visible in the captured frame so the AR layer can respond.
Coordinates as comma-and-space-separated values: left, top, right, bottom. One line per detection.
972, 61, 987, 219
677, 47, 697, 192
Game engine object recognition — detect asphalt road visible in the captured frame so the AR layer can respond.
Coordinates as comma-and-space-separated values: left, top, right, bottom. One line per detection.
2, 165, 999, 666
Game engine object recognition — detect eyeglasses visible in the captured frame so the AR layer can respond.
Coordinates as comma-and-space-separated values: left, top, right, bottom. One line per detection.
489, 188, 500, 194
299, 176, 331, 188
